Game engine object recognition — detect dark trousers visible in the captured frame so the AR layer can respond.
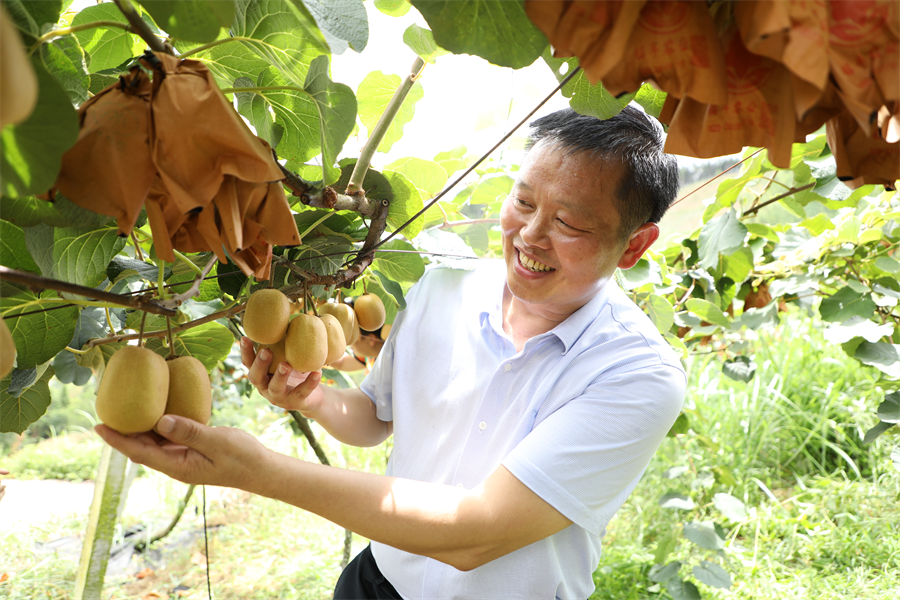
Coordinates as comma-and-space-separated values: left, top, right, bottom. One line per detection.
334, 544, 403, 600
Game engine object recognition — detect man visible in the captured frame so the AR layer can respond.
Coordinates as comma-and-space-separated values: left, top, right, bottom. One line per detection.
96, 106, 685, 599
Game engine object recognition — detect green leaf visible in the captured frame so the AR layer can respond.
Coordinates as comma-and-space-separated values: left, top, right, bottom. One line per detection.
300, 0, 368, 53
0, 59, 79, 198
0, 365, 54, 434
24, 224, 126, 289
645, 294, 675, 334
411, 0, 547, 69
469, 175, 513, 205
667, 412, 689, 437
686, 298, 731, 328
373, 239, 425, 283
634, 84, 667, 118
72, 2, 143, 72
383, 170, 425, 240
412, 229, 477, 270
1, 289, 78, 369
863, 421, 895, 445
357, 71, 424, 153
403, 24, 449, 63
713, 493, 748, 521
543, 51, 632, 119
0, 220, 41, 273
823, 316, 893, 344
659, 492, 695, 510
720, 246, 753, 285
145, 322, 234, 371
304, 55, 357, 185
666, 578, 701, 600
107, 256, 170, 284
722, 356, 756, 382
698, 209, 747, 270
375, 0, 411, 17
0, 195, 70, 227
653, 533, 678, 565
693, 561, 732, 589
649, 561, 682, 583
683, 521, 726, 550
819, 287, 877, 323
5, 0, 63, 43
854, 342, 900, 378
875, 256, 900, 274
137, 0, 235, 43
39, 36, 90, 105
745, 222, 779, 242
877, 391, 900, 423
799, 212, 835, 236
386, 158, 448, 198
53, 349, 92, 385
292, 235, 355, 276
188, 0, 328, 89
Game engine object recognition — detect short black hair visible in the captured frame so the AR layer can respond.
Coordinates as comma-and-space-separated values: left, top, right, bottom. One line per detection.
526, 106, 679, 242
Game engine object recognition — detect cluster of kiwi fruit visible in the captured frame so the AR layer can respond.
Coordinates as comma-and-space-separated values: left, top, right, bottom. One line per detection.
243, 288, 386, 373
95, 344, 212, 435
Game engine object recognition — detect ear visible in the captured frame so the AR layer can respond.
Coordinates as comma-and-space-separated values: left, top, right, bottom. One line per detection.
617, 223, 659, 270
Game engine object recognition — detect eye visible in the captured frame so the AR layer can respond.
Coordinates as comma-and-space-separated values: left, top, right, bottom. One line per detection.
514, 197, 531, 208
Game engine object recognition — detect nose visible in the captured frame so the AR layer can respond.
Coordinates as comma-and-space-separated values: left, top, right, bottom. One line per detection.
520, 212, 551, 248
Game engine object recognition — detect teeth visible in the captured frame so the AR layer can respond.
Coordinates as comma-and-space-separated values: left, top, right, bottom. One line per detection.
518, 251, 553, 273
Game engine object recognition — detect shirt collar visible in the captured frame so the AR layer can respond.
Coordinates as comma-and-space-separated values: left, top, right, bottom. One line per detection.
478, 262, 616, 354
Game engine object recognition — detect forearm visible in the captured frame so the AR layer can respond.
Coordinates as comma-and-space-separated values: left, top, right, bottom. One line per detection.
302, 386, 391, 447
254, 451, 497, 571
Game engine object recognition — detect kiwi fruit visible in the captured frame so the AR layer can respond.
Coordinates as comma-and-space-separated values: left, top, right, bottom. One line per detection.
318, 302, 356, 342
95, 345, 169, 434
355, 293, 386, 332
162, 356, 212, 426
284, 313, 328, 372
259, 337, 288, 375
380, 324, 392, 341
319, 314, 347, 365
0, 6, 38, 129
0, 318, 16, 379
243, 289, 291, 344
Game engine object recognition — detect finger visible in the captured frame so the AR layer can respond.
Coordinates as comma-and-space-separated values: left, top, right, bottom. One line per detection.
287, 370, 321, 404
239, 337, 256, 369
266, 362, 295, 398
155, 415, 214, 454
247, 346, 273, 390
95, 424, 175, 468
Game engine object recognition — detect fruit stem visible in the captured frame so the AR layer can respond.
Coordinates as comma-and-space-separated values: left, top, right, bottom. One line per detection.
305, 286, 319, 317
172, 251, 204, 276
130, 232, 145, 261
165, 317, 177, 359
104, 307, 116, 336
157, 260, 168, 300
138, 312, 147, 346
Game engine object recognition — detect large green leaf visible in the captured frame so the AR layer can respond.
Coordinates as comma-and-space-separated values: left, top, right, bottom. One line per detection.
403, 24, 449, 64
469, 175, 513, 205
713, 493, 748, 521
0, 58, 79, 198
854, 342, 900, 378
683, 521, 726, 550
305, 55, 357, 184
543, 52, 633, 119
357, 71, 424, 153
0, 289, 78, 369
411, 0, 547, 69
185, 0, 328, 89
40, 36, 90, 105
375, 0, 411, 17
698, 209, 748, 270
373, 239, 425, 283
385, 158, 448, 198
693, 561, 732, 589
382, 170, 425, 240
686, 299, 731, 329
4, 0, 63, 44
0, 195, 70, 227
299, 0, 368, 53
634, 84, 667, 119
877, 392, 900, 424
645, 294, 675, 334
291, 235, 355, 276
24, 224, 126, 289
0, 220, 41, 273
72, 2, 144, 72
666, 579, 701, 600
145, 322, 234, 371
819, 287, 877, 323
137, 0, 236, 43
0, 365, 54, 434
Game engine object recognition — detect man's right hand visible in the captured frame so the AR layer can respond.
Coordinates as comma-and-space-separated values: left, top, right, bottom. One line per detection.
240, 337, 324, 415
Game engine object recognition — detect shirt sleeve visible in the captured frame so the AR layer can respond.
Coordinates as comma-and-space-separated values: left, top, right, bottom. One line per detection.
501, 363, 686, 537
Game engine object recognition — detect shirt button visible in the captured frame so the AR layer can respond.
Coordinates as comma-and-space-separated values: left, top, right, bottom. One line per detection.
504, 363, 512, 372
479, 421, 487, 431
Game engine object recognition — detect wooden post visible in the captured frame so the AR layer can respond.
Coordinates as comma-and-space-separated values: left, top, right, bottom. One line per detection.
74, 443, 130, 599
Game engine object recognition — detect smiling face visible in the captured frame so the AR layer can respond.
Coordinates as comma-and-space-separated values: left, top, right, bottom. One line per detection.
500, 142, 657, 321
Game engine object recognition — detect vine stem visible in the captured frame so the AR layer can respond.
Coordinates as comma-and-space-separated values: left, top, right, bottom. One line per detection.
166, 317, 176, 358
85, 302, 246, 348
742, 182, 816, 217
112, 0, 173, 55
347, 56, 426, 194
437, 218, 499, 230
672, 148, 765, 207
29, 21, 131, 55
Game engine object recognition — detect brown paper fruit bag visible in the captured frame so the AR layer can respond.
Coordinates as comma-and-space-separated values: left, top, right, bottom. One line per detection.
664, 26, 796, 168
601, 0, 727, 105
827, 108, 899, 190
144, 53, 285, 215
55, 67, 156, 236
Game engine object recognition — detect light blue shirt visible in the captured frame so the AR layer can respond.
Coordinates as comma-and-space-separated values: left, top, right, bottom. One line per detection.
361, 260, 685, 599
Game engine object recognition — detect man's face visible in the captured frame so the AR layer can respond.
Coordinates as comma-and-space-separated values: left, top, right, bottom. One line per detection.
500, 141, 632, 316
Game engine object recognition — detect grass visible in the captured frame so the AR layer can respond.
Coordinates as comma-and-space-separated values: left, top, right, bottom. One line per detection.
1, 317, 898, 599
